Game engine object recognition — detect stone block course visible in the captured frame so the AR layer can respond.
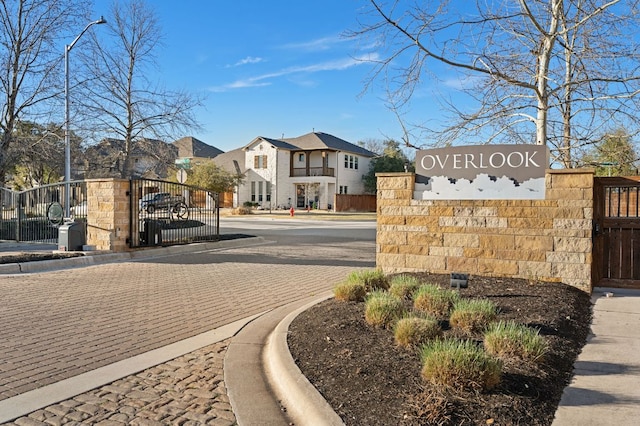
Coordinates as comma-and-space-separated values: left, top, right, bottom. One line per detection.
377, 170, 595, 292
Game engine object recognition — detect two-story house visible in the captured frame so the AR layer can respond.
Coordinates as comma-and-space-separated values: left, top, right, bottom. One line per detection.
214, 132, 376, 210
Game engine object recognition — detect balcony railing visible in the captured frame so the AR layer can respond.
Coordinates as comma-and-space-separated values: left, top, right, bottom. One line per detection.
291, 167, 335, 177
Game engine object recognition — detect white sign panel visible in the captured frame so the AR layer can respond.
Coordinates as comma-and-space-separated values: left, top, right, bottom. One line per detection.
414, 145, 549, 200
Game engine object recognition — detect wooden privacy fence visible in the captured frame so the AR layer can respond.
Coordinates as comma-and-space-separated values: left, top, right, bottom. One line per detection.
334, 194, 376, 212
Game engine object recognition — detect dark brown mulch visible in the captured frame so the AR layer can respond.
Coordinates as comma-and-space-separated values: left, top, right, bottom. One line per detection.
288, 273, 592, 426
0, 252, 84, 264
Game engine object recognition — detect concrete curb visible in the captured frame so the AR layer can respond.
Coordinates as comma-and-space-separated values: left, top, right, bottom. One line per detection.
0, 237, 266, 274
264, 294, 345, 426
225, 294, 344, 426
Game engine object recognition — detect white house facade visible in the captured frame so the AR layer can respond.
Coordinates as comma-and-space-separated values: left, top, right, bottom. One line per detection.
226, 132, 375, 210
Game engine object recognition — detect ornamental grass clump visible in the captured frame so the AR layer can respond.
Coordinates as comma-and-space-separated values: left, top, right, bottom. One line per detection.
484, 321, 548, 363
333, 280, 366, 302
420, 339, 502, 392
413, 284, 460, 317
361, 269, 390, 292
388, 275, 422, 300
364, 290, 404, 329
449, 299, 498, 334
394, 315, 441, 348
344, 269, 389, 292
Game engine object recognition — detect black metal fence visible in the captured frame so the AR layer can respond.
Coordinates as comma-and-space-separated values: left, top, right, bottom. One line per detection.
0, 181, 87, 243
129, 179, 219, 248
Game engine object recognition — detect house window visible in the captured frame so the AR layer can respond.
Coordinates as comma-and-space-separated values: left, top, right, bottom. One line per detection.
258, 181, 263, 202
254, 155, 268, 169
266, 181, 271, 201
339, 186, 348, 194
251, 181, 256, 202
298, 153, 305, 162
344, 154, 358, 169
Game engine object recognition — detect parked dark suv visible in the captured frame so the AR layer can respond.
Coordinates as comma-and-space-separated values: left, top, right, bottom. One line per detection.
139, 192, 185, 215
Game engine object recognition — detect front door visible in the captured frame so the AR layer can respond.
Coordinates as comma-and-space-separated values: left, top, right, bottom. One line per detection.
296, 184, 306, 208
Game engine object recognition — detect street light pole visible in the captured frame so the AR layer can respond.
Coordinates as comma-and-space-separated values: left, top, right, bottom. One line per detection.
64, 16, 106, 218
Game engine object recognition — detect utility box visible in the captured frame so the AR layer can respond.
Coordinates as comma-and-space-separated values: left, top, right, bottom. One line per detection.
141, 218, 163, 246
58, 221, 86, 251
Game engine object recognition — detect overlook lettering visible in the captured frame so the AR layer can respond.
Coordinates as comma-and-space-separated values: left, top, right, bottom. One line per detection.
420, 151, 541, 171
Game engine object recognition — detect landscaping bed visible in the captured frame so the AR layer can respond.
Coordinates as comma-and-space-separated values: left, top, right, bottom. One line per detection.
288, 273, 592, 425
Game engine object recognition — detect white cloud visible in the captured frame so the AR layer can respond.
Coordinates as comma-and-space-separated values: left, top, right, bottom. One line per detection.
209, 54, 378, 93
231, 56, 264, 67
280, 35, 346, 51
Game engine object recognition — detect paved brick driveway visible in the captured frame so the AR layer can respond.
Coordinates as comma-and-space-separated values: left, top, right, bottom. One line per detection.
0, 238, 374, 402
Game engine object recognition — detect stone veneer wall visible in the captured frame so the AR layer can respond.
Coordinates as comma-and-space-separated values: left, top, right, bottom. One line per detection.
376, 170, 594, 292
85, 179, 130, 252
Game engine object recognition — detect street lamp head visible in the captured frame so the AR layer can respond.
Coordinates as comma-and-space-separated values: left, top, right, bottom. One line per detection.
96, 16, 107, 25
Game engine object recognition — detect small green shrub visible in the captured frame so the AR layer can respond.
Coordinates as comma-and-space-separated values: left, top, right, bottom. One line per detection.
388, 275, 422, 300
333, 280, 366, 302
394, 315, 441, 348
420, 339, 502, 391
449, 299, 498, 334
346, 269, 389, 292
231, 206, 252, 215
484, 321, 548, 363
413, 284, 460, 317
364, 290, 404, 328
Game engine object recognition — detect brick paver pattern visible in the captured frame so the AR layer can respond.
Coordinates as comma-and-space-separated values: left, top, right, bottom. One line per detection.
7, 340, 234, 426
0, 239, 374, 405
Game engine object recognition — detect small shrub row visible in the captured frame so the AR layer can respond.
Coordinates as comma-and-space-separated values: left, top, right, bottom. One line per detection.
332, 272, 548, 392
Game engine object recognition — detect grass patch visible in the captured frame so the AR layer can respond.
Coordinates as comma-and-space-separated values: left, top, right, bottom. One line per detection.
484, 321, 548, 363
420, 339, 502, 392
388, 275, 422, 300
449, 299, 498, 334
333, 280, 366, 302
364, 290, 404, 329
346, 269, 389, 292
394, 315, 441, 348
413, 284, 460, 317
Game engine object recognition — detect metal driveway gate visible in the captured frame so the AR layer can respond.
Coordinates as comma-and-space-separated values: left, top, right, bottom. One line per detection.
0, 181, 87, 244
129, 179, 219, 248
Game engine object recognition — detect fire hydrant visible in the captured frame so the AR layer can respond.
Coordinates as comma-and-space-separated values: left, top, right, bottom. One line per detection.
289, 206, 294, 217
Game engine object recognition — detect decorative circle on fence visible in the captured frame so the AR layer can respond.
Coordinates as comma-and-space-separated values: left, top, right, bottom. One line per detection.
47, 202, 64, 226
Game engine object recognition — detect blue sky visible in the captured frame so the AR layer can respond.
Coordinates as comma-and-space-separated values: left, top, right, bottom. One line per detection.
91, 0, 446, 152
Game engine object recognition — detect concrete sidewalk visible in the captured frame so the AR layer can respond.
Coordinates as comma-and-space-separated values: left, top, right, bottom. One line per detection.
553, 287, 640, 426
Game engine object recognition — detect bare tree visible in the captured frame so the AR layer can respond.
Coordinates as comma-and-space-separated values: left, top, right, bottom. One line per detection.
0, 0, 87, 185
353, 0, 640, 167
77, 0, 203, 178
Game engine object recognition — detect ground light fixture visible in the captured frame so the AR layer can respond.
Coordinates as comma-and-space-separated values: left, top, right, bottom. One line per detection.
450, 272, 469, 291
64, 16, 107, 218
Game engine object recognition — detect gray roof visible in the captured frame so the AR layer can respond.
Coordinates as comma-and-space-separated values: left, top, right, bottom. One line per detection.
172, 136, 224, 159
211, 148, 245, 175
245, 132, 376, 157
283, 132, 376, 157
